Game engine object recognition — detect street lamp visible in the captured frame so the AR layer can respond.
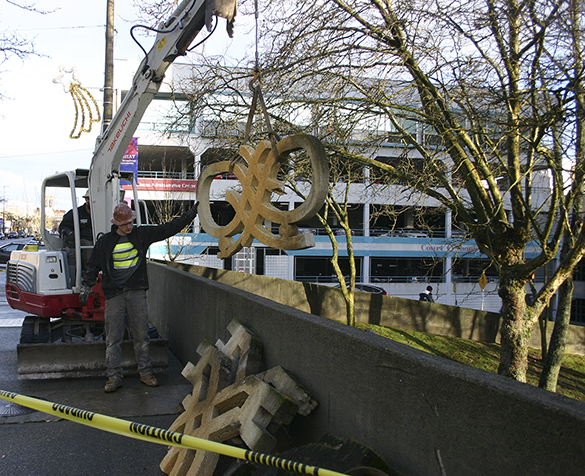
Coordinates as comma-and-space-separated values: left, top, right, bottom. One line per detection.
2, 186, 8, 234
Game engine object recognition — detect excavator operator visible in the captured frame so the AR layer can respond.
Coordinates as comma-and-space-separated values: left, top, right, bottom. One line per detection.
59, 190, 93, 271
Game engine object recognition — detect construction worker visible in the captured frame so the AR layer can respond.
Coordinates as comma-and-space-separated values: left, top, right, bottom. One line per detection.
59, 190, 93, 268
80, 201, 198, 393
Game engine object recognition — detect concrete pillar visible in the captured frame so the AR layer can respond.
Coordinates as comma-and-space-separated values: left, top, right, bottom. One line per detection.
445, 209, 452, 238
363, 204, 371, 283
444, 209, 452, 285
363, 255, 370, 283
288, 200, 295, 280
181, 157, 188, 179
363, 203, 370, 237
404, 208, 414, 228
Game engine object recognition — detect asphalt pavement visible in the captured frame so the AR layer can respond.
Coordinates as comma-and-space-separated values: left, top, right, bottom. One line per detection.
0, 262, 193, 476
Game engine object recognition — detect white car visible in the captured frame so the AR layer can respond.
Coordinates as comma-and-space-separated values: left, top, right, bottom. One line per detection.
393, 229, 429, 238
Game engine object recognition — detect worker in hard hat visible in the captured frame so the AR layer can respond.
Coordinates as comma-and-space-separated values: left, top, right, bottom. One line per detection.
80, 201, 198, 393
59, 190, 93, 244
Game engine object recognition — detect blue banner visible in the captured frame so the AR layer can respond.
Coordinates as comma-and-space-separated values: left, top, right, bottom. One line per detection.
120, 137, 139, 184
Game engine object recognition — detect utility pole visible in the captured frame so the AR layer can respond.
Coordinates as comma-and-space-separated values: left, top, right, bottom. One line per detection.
102, 0, 115, 133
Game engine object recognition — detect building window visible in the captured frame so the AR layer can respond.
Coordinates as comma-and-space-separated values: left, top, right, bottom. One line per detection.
452, 258, 498, 283
571, 298, 585, 325
370, 257, 440, 283
573, 259, 585, 282
295, 256, 362, 283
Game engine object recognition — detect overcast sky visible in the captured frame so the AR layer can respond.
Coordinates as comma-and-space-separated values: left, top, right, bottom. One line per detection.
0, 0, 249, 208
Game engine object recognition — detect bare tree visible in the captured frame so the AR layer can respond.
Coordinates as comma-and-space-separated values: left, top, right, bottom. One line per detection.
250, 0, 585, 386
539, 0, 585, 390
131, 0, 178, 23
0, 28, 35, 64
1, 1, 53, 98
145, 160, 196, 262
141, 0, 585, 387
322, 189, 359, 326
4, 208, 39, 233
287, 146, 362, 326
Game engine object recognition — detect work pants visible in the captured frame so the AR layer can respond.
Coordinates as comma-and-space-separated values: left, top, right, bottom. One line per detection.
104, 289, 152, 379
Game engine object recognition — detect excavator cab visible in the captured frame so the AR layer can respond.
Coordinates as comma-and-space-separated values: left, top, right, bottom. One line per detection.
6, 169, 94, 317
40, 168, 142, 291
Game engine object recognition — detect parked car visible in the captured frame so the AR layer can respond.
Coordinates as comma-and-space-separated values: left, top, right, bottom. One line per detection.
354, 283, 388, 295
335, 283, 388, 295
0, 232, 4, 240
334, 229, 355, 236
299, 228, 318, 235
6, 231, 18, 239
392, 229, 429, 238
0, 240, 45, 264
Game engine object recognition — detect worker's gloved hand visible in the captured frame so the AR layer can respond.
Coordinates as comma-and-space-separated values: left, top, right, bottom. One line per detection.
79, 285, 92, 306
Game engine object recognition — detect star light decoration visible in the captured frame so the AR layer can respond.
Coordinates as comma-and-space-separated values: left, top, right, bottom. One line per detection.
53, 66, 101, 139
53, 65, 81, 93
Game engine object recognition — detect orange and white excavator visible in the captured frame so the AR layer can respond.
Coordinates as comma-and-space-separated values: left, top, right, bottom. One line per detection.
5, 0, 237, 379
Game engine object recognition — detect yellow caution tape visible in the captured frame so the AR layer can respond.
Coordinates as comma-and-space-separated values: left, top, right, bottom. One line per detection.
0, 389, 347, 476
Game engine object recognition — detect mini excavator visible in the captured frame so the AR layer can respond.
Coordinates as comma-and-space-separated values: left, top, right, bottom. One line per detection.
5, 0, 237, 379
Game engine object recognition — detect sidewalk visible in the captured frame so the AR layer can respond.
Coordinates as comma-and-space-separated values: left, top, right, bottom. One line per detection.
0, 266, 191, 476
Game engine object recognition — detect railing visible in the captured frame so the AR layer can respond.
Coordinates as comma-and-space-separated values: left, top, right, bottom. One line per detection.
296, 227, 471, 238
370, 276, 435, 283
295, 276, 363, 284
296, 275, 444, 284
372, 275, 500, 284
294, 275, 501, 284
297, 227, 455, 238
137, 171, 196, 180
298, 228, 363, 237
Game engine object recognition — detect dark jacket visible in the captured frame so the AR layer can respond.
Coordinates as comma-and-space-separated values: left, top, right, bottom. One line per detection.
59, 204, 93, 244
419, 292, 434, 303
82, 204, 198, 299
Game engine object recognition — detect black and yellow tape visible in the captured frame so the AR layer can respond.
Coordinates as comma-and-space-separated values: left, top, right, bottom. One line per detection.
0, 389, 347, 476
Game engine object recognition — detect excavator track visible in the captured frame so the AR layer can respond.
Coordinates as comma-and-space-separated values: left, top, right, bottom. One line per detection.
17, 338, 169, 380
16, 316, 168, 380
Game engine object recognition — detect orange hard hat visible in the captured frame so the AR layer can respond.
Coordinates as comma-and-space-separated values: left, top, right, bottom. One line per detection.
111, 203, 136, 225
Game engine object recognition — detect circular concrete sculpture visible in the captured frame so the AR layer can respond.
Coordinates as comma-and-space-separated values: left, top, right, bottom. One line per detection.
197, 134, 329, 259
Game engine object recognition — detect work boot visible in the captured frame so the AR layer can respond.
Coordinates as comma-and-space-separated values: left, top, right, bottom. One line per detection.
140, 373, 159, 387
104, 376, 122, 393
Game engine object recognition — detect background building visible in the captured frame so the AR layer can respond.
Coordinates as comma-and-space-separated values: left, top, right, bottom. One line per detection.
113, 61, 565, 317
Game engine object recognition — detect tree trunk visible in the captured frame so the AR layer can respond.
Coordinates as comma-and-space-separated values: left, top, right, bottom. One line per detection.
539, 277, 573, 391
539, 311, 549, 361
498, 282, 532, 382
345, 292, 355, 327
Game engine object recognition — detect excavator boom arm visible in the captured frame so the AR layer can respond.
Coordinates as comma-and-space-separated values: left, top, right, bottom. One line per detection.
89, 0, 236, 237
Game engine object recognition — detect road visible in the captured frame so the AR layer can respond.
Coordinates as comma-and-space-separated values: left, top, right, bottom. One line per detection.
0, 249, 192, 475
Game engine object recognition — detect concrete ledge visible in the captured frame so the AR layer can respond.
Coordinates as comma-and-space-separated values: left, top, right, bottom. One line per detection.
147, 262, 585, 476
162, 261, 585, 355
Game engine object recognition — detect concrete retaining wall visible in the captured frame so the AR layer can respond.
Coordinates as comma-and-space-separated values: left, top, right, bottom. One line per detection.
147, 262, 585, 476
163, 261, 585, 355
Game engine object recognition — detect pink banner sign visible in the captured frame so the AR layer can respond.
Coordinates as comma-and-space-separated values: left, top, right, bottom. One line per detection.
122, 178, 198, 192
